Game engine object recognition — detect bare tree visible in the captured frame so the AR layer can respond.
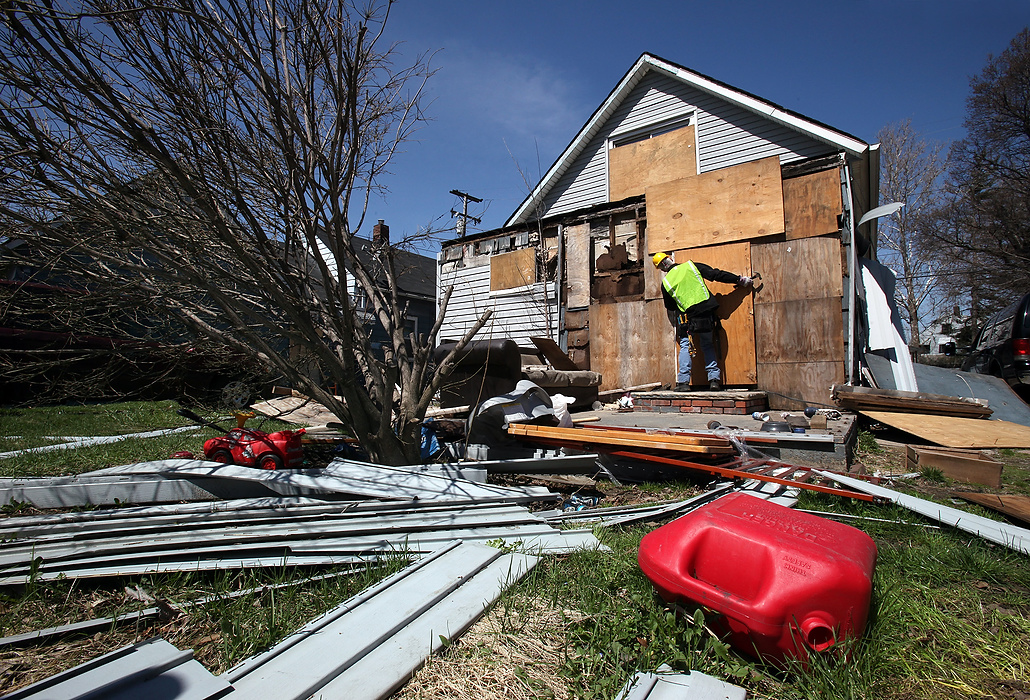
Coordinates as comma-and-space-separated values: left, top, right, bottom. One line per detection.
875, 119, 947, 357
937, 28, 1030, 312
0, 0, 489, 464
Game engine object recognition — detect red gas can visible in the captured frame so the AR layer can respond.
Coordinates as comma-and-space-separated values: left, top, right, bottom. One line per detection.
638, 492, 877, 665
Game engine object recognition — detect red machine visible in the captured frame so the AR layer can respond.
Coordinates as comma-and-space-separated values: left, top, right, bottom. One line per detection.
179, 409, 305, 470
638, 492, 877, 666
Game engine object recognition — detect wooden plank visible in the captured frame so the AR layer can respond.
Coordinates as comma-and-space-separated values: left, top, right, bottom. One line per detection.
565, 222, 591, 308
757, 361, 844, 411
508, 423, 734, 454
530, 337, 579, 371
754, 298, 844, 364
646, 156, 785, 252
671, 242, 755, 386
782, 167, 842, 240
750, 236, 843, 304
490, 248, 537, 290
588, 300, 675, 391
833, 385, 992, 419
952, 493, 1030, 526
906, 446, 1003, 487
609, 125, 697, 201
861, 411, 1030, 449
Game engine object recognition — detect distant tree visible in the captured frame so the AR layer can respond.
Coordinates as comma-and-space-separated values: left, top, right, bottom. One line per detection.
937, 28, 1030, 320
0, 0, 489, 464
875, 120, 948, 357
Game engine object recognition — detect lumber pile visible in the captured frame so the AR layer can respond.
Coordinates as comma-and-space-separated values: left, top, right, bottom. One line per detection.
832, 384, 992, 419
507, 423, 735, 455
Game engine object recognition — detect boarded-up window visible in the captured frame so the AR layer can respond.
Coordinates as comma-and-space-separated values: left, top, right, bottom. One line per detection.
490, 248, 537, 291
609, 124, 697, 201
782, 166, 842, 240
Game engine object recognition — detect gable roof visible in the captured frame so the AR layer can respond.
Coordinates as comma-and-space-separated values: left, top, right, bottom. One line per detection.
506, 52, 870, 227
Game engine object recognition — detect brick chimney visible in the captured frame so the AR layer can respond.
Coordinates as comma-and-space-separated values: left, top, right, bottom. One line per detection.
372, 219, 389, 245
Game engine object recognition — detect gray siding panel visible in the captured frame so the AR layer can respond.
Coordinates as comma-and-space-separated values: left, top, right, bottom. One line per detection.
538, 71, 837, 219
438, 261, 556, 347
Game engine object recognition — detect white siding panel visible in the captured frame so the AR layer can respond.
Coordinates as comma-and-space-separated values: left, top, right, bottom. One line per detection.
537, 71, 837, 219
438, 262, 556, 347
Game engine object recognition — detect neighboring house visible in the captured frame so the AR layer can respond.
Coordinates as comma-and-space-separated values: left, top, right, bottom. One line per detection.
919, 306, 971, 356
315, 220, 437, 350
438, 53, 882, 409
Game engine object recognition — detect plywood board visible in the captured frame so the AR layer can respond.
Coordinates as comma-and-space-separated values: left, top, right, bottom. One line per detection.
588, 300, 675, 391
757, 361, 844, 410
750, 236, 843, 304
953, 493, 1030, 526
609, 125, 697, 201
646, 156, 785, 252
565, 223, 591, 308
490, 248, 537, 291
861, 411, 1030, 449
753, 298, 844, 364
906, 446, 1002, 488
671, 242, 756, 386
782, 168, 842, 240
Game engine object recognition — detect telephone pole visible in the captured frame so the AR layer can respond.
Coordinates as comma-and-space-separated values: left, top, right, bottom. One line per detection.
450, 189, 482, 238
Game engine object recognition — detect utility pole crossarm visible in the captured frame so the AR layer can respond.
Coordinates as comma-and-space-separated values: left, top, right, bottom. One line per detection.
450, 190, 482, 238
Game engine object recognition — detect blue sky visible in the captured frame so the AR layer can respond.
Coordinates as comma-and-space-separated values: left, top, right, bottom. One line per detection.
368, 1, 1030, 249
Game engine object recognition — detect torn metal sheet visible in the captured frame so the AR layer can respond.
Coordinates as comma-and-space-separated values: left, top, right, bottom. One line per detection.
454, 453, 602, 474
0, 425, 201, 460
84, 459, 557, 504
0, 569, 362, 648
817, 470, 1030, 555
223, 540, 537, 700
0, 500, 602, 584
616, 668, 747, 700
0, 475, 220, 509
2, 637, 229, 700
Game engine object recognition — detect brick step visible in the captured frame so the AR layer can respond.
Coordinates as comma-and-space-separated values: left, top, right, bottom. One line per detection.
632, 390, 768, 415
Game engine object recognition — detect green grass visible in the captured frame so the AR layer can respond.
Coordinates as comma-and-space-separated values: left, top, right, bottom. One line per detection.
3, 402, 1030, 698
0, 401, 297, 477
487, 490, 1030, 700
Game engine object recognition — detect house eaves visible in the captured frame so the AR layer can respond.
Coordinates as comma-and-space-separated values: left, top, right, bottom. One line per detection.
506, 52, 870, 228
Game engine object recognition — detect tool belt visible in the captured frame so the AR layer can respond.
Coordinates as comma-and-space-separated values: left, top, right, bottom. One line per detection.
677, 312, 716, 336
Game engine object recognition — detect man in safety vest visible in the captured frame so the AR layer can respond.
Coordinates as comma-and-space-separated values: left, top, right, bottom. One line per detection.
653, 252, 752, 391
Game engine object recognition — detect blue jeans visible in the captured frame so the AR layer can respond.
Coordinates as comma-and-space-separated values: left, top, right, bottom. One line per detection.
678, 331, 721, 384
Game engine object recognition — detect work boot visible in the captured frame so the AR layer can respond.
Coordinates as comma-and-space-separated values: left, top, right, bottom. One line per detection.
708, 379, 722, 392
674, 382, 691, 392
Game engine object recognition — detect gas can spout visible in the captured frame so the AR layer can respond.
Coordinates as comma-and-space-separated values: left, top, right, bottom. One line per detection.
801, 613, 836, 652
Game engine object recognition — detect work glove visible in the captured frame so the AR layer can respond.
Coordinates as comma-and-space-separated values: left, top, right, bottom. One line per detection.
738, 276, 753, 286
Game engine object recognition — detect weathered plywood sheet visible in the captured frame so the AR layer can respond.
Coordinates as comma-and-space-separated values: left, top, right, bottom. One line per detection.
751, 236, 843, 304
861, 411, 1030, 449
672, 242, 755, 386
609, 125, 697, 201
490, 248, 537, 291
751, 235, 845, 406
753, 298, 844, 364
757, 361, 844, 411
565, 223, 591, 308
589, 300, 675, 391
646, 156, 785, 252
782, 168, 842, 240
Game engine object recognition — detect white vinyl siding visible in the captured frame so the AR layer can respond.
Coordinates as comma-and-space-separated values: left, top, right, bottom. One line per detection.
437, 260, 556, 348
538, 71, 837, 219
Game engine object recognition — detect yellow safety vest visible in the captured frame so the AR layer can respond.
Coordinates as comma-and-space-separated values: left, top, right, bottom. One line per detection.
662, 261, 710, 313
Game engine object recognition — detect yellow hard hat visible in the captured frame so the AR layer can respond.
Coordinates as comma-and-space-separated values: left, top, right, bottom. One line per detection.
652, 252, 669, 268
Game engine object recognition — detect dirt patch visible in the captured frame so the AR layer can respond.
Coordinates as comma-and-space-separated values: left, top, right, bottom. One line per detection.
394, 594, 585, 700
